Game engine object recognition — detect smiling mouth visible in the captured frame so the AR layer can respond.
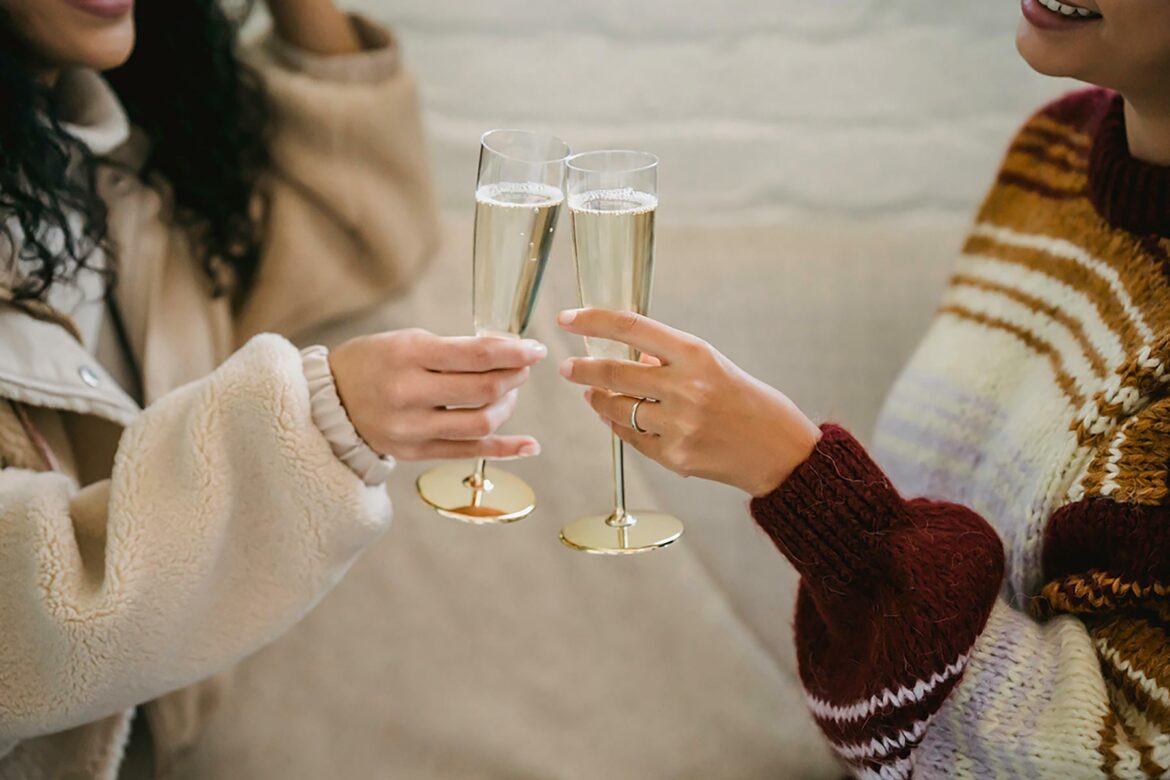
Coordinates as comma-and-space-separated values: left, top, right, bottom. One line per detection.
1037, 0, 1102, 18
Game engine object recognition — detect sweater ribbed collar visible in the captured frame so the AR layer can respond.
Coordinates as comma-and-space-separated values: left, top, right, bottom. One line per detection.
1089, 93, 1170, 239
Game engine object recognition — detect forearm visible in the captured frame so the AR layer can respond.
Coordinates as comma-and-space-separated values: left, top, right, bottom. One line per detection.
238, 15, 439, 338
753, 425, 1003, 777
0, 335, 391, 741
754, 425, 1170, 778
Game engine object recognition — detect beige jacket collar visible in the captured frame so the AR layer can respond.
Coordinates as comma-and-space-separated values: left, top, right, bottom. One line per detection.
55, 68, 131, 156
0, 305, 139, 426
0, 69, 144, 425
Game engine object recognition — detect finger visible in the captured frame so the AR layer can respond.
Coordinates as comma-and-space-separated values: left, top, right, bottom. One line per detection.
425, 390, 519, 440
557, 309, 697, 364
559, 357, 665, 397
586, 389, 663, 434
403, 435, 541, 462
611, 421, 668, 464
423, 335, 547, 373
423, 367, 530, 407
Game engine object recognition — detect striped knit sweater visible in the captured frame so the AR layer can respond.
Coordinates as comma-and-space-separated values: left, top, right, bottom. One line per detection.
751, 88, 1170, 779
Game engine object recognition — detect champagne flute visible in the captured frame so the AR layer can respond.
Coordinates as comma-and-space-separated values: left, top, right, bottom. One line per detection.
416, 129, 569, 524
559, 150, 684, 554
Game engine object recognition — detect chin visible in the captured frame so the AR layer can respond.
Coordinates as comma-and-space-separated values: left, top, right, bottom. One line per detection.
1015, 21, 1085, 78
75, 26, 135, 70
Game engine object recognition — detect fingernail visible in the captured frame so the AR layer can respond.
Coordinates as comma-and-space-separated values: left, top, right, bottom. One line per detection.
583, 388, 593, 402
559, 359, 573, 378
557, 309, 579, 326
519, 442, 541, 458
523, 340, 548, 358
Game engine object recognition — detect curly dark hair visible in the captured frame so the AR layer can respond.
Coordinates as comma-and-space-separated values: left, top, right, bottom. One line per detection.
0, 0, 271, 302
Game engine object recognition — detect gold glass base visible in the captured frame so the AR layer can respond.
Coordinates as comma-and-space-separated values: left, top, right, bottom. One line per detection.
559, 511, 683, 555
416, 462, 536, 525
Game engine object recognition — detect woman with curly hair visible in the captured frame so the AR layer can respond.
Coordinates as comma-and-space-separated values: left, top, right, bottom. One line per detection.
0, 0, 545, 776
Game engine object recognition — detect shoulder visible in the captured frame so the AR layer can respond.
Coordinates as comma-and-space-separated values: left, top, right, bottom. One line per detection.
1003, 87, 1116, 167
1020, 87, 1117, 143
968, 88, 1115, 223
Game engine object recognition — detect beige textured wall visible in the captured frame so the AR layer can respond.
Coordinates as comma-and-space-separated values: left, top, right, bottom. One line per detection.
339, 0, 1072, 225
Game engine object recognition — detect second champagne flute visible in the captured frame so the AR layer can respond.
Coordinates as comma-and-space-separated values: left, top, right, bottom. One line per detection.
416, 129, 569, 524
559, 150, 684, 554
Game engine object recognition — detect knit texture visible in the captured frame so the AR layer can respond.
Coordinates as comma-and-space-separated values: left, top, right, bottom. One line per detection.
753, 88, 1170, 779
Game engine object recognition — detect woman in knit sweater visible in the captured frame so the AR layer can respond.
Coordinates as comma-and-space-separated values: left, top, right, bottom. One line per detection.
0, 0, 543, 775
562, 2, 1170, 778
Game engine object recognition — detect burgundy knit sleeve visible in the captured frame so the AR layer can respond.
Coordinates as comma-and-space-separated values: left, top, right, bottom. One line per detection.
750, 425, 1004, 777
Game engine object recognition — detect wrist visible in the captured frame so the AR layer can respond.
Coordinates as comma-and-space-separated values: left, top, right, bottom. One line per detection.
301, 345, 394, 486
744, 411, 821, 497
268, 1, 362, 55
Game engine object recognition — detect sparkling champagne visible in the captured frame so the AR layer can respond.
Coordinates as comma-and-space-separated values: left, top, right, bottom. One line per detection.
569, 188, 657, 360
473, 181, 563, 337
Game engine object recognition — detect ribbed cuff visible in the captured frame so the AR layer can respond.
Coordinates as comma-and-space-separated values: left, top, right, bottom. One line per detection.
301, 346, 394, 487
750, 424, 910, 591
263, 14, 400, 84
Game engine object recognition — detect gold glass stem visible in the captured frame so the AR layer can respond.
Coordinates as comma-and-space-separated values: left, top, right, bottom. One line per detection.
471, 457, 488, 489
609, 433, 633, 529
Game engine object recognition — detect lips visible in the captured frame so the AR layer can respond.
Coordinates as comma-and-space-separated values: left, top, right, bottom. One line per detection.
1021, 0, 1103, 31
62, 0, 134, 21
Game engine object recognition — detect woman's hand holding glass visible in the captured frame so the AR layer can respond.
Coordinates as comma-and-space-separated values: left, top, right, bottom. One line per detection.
330, 329, 546, 461
557, 308, 821, 498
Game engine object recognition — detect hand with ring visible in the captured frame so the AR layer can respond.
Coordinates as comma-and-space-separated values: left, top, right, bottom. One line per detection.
557, 308, 822, 497
629, 397, 651, 434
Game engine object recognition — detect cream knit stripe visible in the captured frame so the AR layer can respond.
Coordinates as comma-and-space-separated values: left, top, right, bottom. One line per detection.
966, 224, 1169, 450
1097, 641, 1170, 713
956, 254, 1127, 370
854, 757, 914, 780
1099, 427, 1128, 497
950, 272, 1110, 378
1111, 694, 1170, 777
969, 223, 1154, 344
831, 717, 932, 762
805, 656, 970, 723
942, 283, 1102, 393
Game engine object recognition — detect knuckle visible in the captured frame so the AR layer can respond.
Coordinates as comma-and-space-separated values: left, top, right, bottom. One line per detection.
603, 361, 622, 388
479, 376, 504, 400
684, 378, 715, 406
674, 414, 701, 439
384, 417, 414, 442
472, 343, 493, 368
392, 443, 421, 461
681, 337, 711, 362
615, 310, 641, 333
470, 412, 495, 438
398, 328, 430, 352
383, 381, 407, 407
481, 438, 506, 458
676, 452, 700, 478
665, 446, 693, 476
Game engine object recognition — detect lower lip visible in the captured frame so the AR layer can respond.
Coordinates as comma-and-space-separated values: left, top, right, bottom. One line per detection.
1021, 0, 1100, 31
63, 0, 133, 20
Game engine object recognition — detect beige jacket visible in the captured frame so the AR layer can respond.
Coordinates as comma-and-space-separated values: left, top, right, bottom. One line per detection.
0, 18, 438, 779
